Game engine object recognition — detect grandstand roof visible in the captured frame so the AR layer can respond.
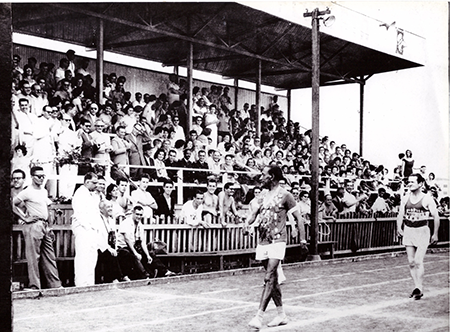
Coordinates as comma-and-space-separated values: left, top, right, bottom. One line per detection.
12, 2, 424, 90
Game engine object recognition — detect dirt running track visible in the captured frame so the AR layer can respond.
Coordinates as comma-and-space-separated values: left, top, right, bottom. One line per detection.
13, 250, 449, 332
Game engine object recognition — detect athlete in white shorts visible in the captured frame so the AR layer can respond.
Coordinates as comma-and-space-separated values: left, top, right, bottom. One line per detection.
245, 166, 307, 329
396, 173, 440, 300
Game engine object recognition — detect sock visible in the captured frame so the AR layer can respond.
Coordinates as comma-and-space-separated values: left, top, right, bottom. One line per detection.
256, 309, 264, 320
277, 306, 285, 317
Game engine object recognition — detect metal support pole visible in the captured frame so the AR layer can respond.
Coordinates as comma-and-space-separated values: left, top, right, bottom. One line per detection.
234, 78, 239, 112
96, 18, 104, 105
287, 89, 292, 121
256, 60, 261, 137
304, 7, 330, 260
359, 76, 365, 157
187, 42, 193, 133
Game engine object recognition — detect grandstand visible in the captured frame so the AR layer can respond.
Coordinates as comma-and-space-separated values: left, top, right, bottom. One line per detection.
4, 0, 448, 300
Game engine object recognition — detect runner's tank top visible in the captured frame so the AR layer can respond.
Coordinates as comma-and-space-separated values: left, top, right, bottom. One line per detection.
403, 195, 429, 227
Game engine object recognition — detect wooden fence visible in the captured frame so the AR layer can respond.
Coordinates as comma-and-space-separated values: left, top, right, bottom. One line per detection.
12, 205, 449, 262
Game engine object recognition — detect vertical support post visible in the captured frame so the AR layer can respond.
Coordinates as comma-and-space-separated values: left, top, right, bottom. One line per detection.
96, 18, 104, 105
287, 89, 292, 121
234, 78, 239, 112
309, 8, 325, 260
0, 4, 12, 331
187, 42, 193, 133
359, 76, 365, 157
256, 60, 262, 137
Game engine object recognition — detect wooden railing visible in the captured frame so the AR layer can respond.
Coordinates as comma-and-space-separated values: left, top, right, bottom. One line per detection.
12, 204, 449, 263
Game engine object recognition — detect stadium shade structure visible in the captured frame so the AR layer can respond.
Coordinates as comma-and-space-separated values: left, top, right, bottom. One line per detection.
10, 3, 424, 258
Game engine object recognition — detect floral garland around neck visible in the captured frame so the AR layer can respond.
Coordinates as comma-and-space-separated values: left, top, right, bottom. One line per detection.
257, 186, 285, 242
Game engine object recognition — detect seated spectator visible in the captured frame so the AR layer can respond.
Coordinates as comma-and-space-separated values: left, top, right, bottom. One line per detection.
96, 200, 129, 284
178, 190, 209, 227
218, 182, 239, 226
116, 205, 155, 279
154, 179, 176, 219
202, 179, 219, 224
130, 174, 157, 221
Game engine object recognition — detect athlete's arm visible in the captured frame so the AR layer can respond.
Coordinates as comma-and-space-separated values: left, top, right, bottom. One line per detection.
424, 195, 440, 244
396, 195, 408, 237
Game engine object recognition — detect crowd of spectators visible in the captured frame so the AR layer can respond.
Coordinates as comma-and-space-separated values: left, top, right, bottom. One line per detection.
11, 50, 448, 216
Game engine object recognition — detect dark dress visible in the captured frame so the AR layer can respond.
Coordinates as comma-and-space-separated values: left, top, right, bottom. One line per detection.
403, 158, 414, 178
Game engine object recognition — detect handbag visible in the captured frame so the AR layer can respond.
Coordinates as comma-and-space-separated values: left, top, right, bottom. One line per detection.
149, 239, 168, 254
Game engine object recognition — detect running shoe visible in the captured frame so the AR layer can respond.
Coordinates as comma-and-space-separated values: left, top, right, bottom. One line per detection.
248, 316, 263, 329
267, 315, 288, 327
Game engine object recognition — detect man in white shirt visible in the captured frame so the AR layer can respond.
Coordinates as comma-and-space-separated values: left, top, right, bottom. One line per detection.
130, 174, 157, 221
178, 191, 209, 227
13, 166, 62, 290
341, 180, 367, 214
72, 172, 102, 286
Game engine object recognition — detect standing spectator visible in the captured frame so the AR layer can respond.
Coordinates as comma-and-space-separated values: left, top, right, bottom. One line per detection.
111, 125, 132, 167
58, 113, 82, 199
130, 174, 158, 221
54, 58, 70, 84
154, 179, 176, 219
202, 179, 219, 224
319, 194, 337, 222
77, 118, 95, 159
72, 172, 102, 287
11, 169, 27, 202
401, 149, 414, 179
12, 166, 62, 290
30, 83, 48, 117
164, 149, 179, 183
171, 115, 185, 142
341, 180, 368, 214
178, 190, 209, 227
204, 104, 219, 148
12, 54, 23, 81
218, 182, 239, 226
76, 58, 91, 77
65, 49, 76, 76
91, 119, 112, 165
192, 150, 209, 184
125, 123, 149, 179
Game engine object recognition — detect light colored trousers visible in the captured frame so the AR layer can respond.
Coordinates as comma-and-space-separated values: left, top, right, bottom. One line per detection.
73, 225, 98, 287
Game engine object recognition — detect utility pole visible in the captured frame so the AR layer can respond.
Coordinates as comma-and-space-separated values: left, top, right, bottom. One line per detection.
303, 7, 331, 260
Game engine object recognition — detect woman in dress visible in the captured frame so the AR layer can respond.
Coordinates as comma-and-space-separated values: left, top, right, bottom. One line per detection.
401, 149, 414, 179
